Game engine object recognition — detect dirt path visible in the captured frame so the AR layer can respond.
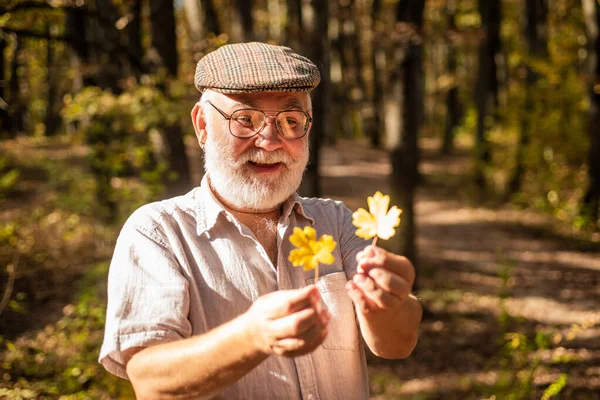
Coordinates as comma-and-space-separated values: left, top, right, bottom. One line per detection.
2, 136, 599, 398
320, 139, 600, 399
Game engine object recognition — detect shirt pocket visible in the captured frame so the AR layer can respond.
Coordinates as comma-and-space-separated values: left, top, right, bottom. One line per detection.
306, 271, 359, 351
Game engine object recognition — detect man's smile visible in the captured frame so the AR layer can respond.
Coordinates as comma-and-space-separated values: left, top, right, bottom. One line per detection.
247, 161, 284, 173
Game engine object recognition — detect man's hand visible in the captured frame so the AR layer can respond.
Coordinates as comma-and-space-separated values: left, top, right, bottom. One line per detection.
246, 285, 330, 358
125, 285, 329, 399
345, 245, 415, 313
345, 245, 421, 359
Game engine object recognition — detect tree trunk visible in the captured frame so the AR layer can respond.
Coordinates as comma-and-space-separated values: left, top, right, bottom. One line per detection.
285, 0, 303, 51
389, 0, 426, 273
299, 0, 330, 198
441, 0, 462, 154
149, 0, 191, 196
201, 0, 221, 35
582, 0, 600, 224
183, 0, 222, 40
162, 124, 193, 195
45, 26, 60, 136
0, 34, 8, 134
184, 0, 205, 41
369, 0, 385, 148
349, 0, 365, 100
266, 0, 281, 42
349, 0, 365, 142
66, 7, 93, 85
506, 0, 548, 197
126, 0, 144, 78
149, 0, 178, 76
8, 35, 23, 138
66, 2, 124, 89
337, 0, 354, 139
326, 0, 342, 144
236, 0, 254, 41
473, 0, 501, 191
93, 0, 129, 89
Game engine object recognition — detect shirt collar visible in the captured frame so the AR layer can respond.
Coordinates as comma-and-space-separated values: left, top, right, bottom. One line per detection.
195, 175, 227, 236
195, 175, 315, 236
281, 192, 315, 226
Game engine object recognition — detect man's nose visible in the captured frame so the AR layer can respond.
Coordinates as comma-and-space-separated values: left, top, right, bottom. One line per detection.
255, 116, 283, 151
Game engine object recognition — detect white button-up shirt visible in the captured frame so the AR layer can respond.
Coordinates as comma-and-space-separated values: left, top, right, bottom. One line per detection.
99, 177, 370, 399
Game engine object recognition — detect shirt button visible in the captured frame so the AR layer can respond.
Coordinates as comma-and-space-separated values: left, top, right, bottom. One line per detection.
307, 395, 314, 400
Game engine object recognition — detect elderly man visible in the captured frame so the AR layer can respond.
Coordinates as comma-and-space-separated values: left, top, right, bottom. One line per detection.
99, 42, 422, 399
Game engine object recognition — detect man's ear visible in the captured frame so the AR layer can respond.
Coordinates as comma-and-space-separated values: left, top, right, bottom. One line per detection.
191, 103, 207, 147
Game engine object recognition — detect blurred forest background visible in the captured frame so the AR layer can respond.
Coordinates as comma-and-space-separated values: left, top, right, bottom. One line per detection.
1, 0, 600, 398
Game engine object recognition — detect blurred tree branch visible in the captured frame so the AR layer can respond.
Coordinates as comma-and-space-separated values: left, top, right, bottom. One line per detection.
0, 255, 18, 317
1, 0, 148, 75
0, 27, 68, 40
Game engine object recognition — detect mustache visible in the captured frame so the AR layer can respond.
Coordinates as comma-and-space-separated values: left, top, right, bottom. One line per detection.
238, 148, 295, 166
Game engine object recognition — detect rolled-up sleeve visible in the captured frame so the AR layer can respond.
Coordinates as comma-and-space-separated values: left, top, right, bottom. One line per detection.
99, 208, 192, 379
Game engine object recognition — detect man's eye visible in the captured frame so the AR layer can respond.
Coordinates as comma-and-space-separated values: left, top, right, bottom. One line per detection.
285, 118, 299, 126
236, 115, 254, 125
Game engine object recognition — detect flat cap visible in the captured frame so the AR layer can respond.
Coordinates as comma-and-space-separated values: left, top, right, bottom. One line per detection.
194, 42, 321, 93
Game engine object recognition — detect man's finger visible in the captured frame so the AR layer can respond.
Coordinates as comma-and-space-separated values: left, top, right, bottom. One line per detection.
308, 286, 324, 312
367, 267, 411, 300
345, 279, 378, 312
357, 247, 415, 285
275, 319, 327, 352
345, 281, 369, 313
318, 307, 331, 327
355, 246, 375, 262
352, 274, 400, 310
270, 307, 319, 339
266, 285, 318, 319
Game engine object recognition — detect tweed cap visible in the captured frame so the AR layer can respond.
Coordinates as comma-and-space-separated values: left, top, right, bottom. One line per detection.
194, 42, 321, 93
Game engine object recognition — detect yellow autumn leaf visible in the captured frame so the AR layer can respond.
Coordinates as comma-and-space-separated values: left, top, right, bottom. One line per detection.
288, 227, 337, 275
352, 191, 402, 241
289, 226, 316, 248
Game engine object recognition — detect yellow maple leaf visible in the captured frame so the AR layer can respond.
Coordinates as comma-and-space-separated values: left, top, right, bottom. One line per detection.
352, 191, 402, 242
288, 226, 337, 282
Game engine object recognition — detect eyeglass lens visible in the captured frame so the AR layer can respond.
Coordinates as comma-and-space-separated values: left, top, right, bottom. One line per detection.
230, 109, 308, 139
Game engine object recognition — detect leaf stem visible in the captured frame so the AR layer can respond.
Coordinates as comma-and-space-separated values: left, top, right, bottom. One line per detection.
372, 236, 378, 247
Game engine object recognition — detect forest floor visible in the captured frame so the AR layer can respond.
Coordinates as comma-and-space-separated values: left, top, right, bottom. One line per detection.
1, 135, 599, 398
319, 138, 600, 399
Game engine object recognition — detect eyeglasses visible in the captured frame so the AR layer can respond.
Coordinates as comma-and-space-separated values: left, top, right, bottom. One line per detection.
206, 100, 312, 140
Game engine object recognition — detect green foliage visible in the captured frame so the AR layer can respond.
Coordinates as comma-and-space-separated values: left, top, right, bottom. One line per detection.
426, 0, 595, 229
470, 251, 574, 399
0, 263, 134, 399
0, 221, 17, 245
62, 82, 181, 221
486, 1, 591, 227
542, 373, 568, 400
62, 82, 181, 136
368, 369, 404, 396
0, 156, 20, 199
0, 136, 149, 397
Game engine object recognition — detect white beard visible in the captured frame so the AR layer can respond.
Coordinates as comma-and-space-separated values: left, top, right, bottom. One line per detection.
203, 131, 309, 211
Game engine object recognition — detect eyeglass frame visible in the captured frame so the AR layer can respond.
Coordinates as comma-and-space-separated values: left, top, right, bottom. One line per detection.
205, 100, 313, 140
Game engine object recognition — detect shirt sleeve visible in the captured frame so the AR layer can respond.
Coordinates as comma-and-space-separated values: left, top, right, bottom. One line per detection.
99, 208, 192, 379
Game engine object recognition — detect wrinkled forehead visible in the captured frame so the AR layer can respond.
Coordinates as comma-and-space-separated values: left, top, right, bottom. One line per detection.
203, 90, 311, 111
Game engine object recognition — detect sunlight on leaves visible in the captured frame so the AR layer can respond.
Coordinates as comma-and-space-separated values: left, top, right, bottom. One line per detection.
352, 191, 402, 242
541, 373, 568, 400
